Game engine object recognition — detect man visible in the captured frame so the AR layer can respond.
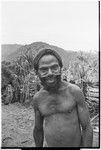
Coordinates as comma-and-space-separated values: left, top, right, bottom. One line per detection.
32, 48, 93, 147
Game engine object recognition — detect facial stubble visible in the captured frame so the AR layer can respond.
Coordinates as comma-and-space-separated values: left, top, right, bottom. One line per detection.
39, 74, 61, 92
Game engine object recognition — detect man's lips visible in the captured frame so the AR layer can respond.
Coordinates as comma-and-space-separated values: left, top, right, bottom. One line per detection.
46, 77, 55, 83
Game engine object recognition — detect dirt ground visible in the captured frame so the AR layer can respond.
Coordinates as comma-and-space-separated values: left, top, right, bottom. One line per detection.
1, 102, 99, 148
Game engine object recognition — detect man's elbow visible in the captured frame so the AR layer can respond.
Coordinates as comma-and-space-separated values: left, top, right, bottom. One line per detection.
82, 122, 93, 134
33, 126, 44, 147
33, 126, 37, 135
33, 126, 43, 137
33, 126, 40, 135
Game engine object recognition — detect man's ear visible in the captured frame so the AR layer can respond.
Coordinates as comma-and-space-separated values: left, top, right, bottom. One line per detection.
35, 71, 41, 79
34, 69, 38, 75
60, 67, 63, 73
36, 70, 40, 77
61, 67, 63, 71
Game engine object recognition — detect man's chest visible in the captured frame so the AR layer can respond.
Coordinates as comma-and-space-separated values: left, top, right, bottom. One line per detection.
38, 92, 76, 117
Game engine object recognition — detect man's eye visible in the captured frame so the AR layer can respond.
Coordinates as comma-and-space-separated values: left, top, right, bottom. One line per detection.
40, 68, 48, 72
51, 65, 59, 71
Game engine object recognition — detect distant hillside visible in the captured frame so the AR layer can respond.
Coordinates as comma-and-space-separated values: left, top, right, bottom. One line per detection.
1, 44, 22, 61
1, 42, 78, 68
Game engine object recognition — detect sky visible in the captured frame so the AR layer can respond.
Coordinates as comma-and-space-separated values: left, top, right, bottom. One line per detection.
1, 1, 99, 52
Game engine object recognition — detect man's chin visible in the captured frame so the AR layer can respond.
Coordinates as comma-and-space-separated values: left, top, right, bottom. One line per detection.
40, 75, 61, 90
43, 80, 58, 90
46, 82, 56, 87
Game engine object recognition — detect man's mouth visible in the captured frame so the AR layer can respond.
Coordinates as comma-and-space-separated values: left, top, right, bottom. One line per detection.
40, 74, 61, 90
46, 77, 55, 84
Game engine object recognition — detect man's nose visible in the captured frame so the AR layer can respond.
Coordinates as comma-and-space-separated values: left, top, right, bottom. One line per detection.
48, 68, 53, 75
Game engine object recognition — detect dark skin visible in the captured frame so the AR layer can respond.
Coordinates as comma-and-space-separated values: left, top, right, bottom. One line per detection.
32, 55, 93, 147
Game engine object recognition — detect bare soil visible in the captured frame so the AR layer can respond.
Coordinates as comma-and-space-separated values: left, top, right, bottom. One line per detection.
1, 102, 99, 148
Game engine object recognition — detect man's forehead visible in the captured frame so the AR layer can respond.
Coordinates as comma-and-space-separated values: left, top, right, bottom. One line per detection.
38, 55, 59, 66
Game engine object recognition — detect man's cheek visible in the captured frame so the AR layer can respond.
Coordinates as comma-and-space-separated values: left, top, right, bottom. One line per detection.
39, 77, 47, 84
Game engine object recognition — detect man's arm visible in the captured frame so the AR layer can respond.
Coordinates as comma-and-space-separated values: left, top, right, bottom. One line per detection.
74, 86, 93, 147
32, 96, 44, 147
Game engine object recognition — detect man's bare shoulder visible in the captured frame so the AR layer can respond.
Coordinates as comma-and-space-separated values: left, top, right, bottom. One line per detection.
68, 82, 85, 103
60, 81, 80, 91
68, 82, 81, 93
31, 88, 48, 106
61, 81, 80, 91
35, 88, 48, 98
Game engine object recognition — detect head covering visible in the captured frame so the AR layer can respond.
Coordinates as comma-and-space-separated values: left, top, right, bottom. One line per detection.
33, 48, 63, 72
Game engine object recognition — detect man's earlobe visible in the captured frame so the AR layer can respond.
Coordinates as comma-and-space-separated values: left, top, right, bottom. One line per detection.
61, 68, 63, 72
36, 71, 40, 77
60, 68, 62, 73
34, 69, 38, 75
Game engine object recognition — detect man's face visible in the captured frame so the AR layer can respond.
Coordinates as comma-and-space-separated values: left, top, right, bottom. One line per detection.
38, 55, 61, 89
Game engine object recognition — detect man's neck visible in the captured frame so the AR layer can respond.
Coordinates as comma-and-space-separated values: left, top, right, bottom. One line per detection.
44, 81, 61, 93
